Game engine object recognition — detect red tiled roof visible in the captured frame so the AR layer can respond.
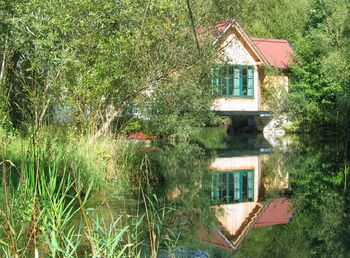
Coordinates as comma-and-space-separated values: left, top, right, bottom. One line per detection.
254, 198, 292, 227
197, 20, 231, 36
214, 20, 232, 33
251, 38, 295, 69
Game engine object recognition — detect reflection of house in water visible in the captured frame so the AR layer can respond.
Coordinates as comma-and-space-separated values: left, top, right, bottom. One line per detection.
201, 142, 291, 250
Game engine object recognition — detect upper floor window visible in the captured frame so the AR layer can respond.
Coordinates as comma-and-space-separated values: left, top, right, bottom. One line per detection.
211, 64, 254, 98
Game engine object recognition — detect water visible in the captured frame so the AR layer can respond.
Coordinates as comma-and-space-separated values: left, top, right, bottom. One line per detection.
152, 128, 350, 257
5, 127, 348, 257
83, 128, 350, 257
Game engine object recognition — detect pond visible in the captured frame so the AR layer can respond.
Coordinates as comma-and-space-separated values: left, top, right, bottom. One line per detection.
3, 127, 349, 257
87, 128, 350, 257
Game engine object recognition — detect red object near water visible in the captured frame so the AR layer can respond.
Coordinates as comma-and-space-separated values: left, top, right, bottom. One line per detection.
127, 132, 159, 140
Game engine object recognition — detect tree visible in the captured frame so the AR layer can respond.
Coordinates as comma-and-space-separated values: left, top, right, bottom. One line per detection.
0, 0, 224, 138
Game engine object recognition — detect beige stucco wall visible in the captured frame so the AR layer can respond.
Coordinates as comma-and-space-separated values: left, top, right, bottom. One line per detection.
262, 74, 289, 90
261, 74, 289, 111
211, 28, 261, 112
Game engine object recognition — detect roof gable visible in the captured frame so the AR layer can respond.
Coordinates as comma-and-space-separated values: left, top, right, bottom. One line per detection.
219, 27, 260, 65
214, 21, 268, 65
213, 20, 295, 69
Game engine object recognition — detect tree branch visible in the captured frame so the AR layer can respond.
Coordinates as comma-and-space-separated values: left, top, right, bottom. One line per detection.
186, 0, 201, 56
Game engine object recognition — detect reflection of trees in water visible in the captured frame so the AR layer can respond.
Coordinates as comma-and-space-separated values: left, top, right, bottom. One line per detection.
160, 142, 220, 251
237, 135, 350, 257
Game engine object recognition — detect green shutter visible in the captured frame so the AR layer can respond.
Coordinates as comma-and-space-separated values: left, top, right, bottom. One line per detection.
233, 67, 240, 96
225, 65, 229, 96
219, 66, 225, 96
247, 67, 254, 97
210, 66, 215, 96
228, 66, 234, 96
247, 171, 254, 200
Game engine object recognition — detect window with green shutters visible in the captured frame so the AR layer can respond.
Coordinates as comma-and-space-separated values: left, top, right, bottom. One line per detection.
211, 170, 254, 205
211, 64, 254, 98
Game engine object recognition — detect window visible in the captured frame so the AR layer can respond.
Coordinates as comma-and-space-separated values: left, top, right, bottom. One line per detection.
211, 170, 254, 204
211, 64, 254, 98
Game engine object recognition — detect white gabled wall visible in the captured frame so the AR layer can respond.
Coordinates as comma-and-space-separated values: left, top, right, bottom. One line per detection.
211, 28, 261, 112
220, 29, 256, 65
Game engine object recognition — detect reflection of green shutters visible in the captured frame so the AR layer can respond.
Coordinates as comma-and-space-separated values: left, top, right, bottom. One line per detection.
211, 170, 254, 204
247, 171, 254, 200
228, 173, 234, 203
211, 64, 254, 98
234, 173, 240, 202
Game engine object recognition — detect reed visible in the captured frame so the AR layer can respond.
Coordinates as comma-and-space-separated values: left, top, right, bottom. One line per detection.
0, 128, 178, 257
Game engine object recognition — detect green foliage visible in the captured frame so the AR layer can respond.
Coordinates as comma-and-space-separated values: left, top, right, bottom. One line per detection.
282, 0, 349, 132
0, 0, 218, 137
214, 0, 350, 133
237, 135, 350, 257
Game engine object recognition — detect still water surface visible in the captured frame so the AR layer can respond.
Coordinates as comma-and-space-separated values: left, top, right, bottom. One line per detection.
92, 128, 350, 257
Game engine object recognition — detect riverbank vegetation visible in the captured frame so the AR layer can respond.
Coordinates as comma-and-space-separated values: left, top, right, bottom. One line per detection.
1, 0, 350, 257
1, 0, 350, 136
238, 0, 350, 134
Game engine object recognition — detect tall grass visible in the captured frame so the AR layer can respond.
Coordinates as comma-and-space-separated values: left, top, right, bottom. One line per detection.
0, 128, 178, 257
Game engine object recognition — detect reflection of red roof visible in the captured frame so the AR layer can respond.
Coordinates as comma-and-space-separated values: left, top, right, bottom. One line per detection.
251, 38, 295, 69
199, 198, 292, 250
199, 228, 234, 250
127, 132, 159, 140
254, 198, 292, 227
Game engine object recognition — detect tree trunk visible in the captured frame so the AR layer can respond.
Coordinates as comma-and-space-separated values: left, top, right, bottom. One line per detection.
0, 38, 7, 81
91, 108, 120, 141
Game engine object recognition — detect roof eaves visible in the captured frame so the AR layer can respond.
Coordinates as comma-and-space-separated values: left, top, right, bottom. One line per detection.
212, 20, 234, 45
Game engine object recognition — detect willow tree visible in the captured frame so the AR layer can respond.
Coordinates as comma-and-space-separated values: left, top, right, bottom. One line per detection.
0, 0, 224, 137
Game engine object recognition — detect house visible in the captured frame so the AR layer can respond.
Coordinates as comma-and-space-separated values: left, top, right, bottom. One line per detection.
208, 20, 295, 114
